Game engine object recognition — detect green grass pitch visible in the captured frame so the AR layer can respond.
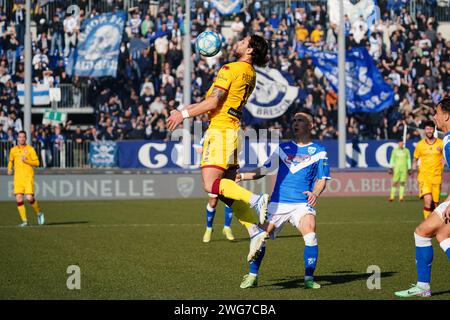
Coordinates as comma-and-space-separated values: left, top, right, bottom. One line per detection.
0, 197, 448, 300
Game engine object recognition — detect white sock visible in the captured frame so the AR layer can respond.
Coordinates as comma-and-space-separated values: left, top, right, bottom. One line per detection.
305, 276, 313, 281
249, 194, 260, 208
416, 282, 430, 290
439, 238, 450, 253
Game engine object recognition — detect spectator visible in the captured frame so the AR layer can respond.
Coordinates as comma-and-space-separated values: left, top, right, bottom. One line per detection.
63, 12, 79, 57
49, 14, 64, 56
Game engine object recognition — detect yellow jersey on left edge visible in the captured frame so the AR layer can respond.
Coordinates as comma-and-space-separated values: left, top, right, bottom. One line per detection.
413, 138, 444, 184
205, 61, 256, 130
8, 145, 39, 182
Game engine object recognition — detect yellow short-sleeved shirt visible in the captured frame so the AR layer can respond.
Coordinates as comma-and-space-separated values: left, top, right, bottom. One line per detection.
413, 138, 444, 185
205, 61, 256, 130
201, 61, 256, 169
8, 145, 39, 194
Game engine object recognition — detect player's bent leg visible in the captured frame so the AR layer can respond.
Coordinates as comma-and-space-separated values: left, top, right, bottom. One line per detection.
222, 205, 235, 241
422, 194, 433, 219
203, 196, 218, 243
26, 195, 44, 225
298, 214, 320, 289
231, 200, 267, 262
395, 213, 443, 298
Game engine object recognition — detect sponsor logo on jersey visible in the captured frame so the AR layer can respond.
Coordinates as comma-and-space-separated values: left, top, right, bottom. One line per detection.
284, 153, 311, 165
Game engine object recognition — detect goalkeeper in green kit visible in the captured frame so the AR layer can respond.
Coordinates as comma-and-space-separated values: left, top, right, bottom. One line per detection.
388, 139, 412, 202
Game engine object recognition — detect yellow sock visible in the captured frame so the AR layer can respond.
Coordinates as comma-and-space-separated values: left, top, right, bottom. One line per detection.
17, 203, 27, 222
30, 199, 41, 214
217, 179, 253, 204
423, 208, 431, 219
230, 200, 258, 229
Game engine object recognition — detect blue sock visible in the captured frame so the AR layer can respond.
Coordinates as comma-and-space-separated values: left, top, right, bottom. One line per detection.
224, 205, 233, 227
249, 245, 266, 276
439, 238, 450, 260
415, 246, 433, 283
304, 245, 318, 277
206, 204, 216, 229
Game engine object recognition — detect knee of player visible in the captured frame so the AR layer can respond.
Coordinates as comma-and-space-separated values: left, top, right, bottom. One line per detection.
208, 195, 218, 208
25, 195, 34, 203
303, 232, 318, 246
414, 225, 432, 238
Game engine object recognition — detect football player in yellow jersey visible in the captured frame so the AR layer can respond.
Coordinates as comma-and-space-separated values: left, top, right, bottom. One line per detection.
7, 131, 45, 227
412, 121, 444, 219
167, 35, 270, 261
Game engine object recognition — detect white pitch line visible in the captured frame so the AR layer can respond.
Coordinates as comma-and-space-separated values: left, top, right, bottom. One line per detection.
0, 221, 419, 229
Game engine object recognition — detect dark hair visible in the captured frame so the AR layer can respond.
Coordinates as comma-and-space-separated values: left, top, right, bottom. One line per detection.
436, 97, 450, 114
422, 120, 435, 129
18, 130, 27, 137
249, 35, 269, 67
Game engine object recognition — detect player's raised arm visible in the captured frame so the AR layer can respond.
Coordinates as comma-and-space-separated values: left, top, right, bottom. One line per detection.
7, 148, 14, 175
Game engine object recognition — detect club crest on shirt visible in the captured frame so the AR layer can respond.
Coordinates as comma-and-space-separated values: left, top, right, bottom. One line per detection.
307, 147, 316, 155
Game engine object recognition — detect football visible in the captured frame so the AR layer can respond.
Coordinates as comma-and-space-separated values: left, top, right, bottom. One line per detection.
195, 31, 222, 57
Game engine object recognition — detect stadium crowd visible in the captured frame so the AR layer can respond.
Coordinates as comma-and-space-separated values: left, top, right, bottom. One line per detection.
0, 0, 448, 154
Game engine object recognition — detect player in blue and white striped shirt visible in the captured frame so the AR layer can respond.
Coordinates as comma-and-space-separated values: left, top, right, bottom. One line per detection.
395, 97, 450, 298
235, 112, 330, 289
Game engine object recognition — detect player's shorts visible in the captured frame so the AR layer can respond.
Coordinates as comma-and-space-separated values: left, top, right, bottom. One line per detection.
392, 169, 407, 183
433, 201, 450, 223
418, 181, 441, 203
267, 202, 316, 239
201, 128, 240, 170
13, 179, 34, 195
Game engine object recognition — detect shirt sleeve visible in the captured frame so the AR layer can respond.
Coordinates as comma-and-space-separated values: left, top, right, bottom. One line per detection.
389, 149, 396, 168
7, 148, 14, 172
413, 143, 421, 160
316, 151, 331, 180
213, 65, 233, 92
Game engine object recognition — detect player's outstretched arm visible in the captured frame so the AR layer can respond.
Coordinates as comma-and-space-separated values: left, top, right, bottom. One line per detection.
166, 88, 227, 131
235, 168, 266, 183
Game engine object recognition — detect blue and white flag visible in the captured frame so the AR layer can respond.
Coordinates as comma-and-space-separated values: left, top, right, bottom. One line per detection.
90, 141, 118, 167
328, 0, 379, 30
68, 11, 126, 78
307, 47, 394, 113
210, 0, 241, 15
17, 84, 50, 106
244, 67, 299, 124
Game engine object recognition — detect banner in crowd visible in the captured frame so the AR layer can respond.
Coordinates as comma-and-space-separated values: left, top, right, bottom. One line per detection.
68, 11, 126, 78
244, 67, 299, 124
114, 140, 419, 169
17, 84, 50, 105
305, 47, 394, 113
89, 141, 118, 167
328, 0, 378, 27
210, 0, 241, 15
42, 109, 67, 125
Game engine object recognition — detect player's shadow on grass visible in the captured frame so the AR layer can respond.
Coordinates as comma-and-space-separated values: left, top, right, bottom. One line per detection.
45, 221, 89, 226
261, 271, 397, 289
431, 290, 450, 296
